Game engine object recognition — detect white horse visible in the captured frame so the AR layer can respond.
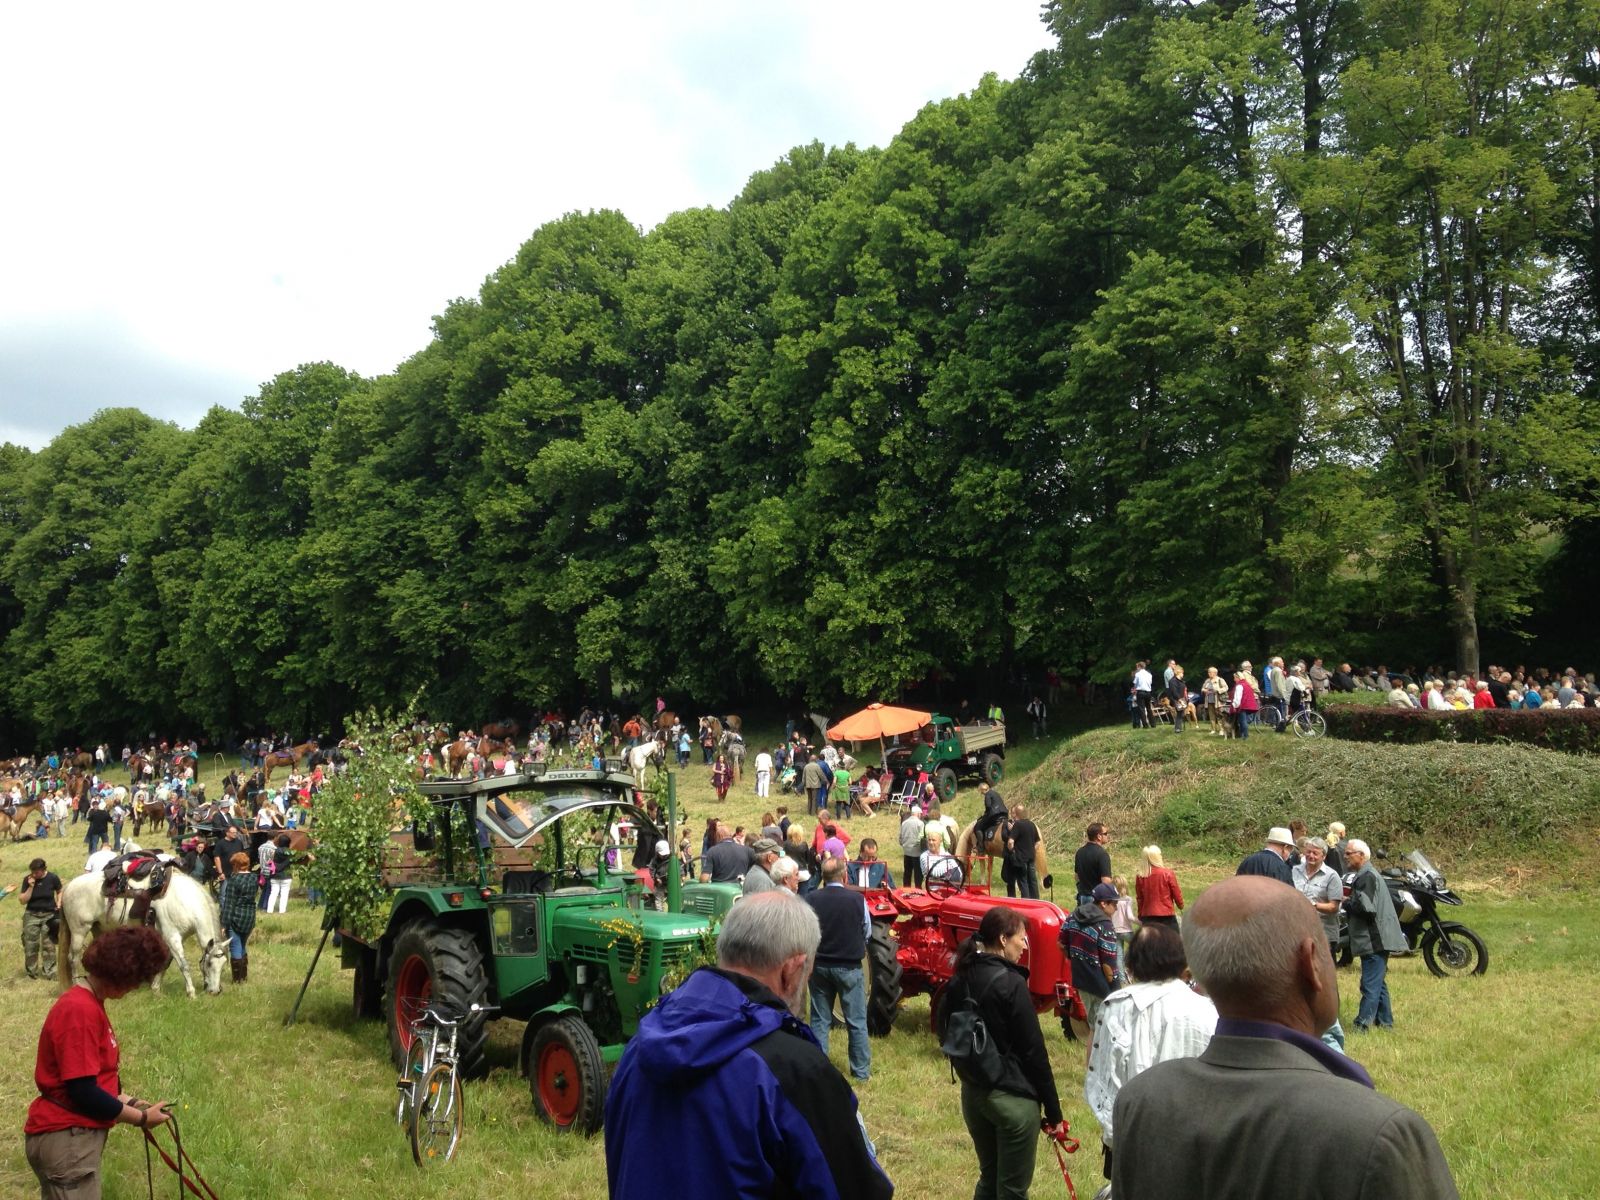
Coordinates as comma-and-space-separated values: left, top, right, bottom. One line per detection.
58, 870, 226, 997
626, 737, 666, 788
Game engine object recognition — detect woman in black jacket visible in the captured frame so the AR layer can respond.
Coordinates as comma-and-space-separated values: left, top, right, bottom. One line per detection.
943, 906, 1068, 1200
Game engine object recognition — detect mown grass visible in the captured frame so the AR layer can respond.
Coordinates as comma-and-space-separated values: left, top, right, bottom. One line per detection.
1, 725, 1594, 1198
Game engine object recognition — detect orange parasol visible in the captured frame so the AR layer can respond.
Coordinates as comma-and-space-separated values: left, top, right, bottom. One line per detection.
826, 703, 932, 742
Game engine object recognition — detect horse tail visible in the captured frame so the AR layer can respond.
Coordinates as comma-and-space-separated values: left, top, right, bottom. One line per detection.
57, 918, 73, 991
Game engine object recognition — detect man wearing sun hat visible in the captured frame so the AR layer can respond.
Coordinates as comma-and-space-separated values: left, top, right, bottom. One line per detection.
1235, 827, 1297, 886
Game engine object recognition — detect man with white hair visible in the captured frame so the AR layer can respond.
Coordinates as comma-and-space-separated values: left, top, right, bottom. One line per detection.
1343, 839, 1407, 1032
604, 892, 893, 1200
770, 855, 801, 893
1111, 876, 1458, 1198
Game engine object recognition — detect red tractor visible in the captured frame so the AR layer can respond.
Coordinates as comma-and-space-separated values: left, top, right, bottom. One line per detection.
863, 862, 1087, 1040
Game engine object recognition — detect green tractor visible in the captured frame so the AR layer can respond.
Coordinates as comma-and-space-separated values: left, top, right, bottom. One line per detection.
884, 714, 1007, 802
340, 767, 738, 1134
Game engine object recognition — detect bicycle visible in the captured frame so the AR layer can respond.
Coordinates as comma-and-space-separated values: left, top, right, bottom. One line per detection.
396, 1001, 499, 1165
1258, 701, 1327, 739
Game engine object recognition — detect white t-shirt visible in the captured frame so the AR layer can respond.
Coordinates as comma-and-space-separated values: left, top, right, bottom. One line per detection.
755, 752, 773, 775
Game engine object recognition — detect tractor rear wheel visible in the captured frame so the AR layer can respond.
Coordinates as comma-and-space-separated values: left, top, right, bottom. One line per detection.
980, 753, 1004, 786
529, 1015, 607, 1134
866, 922, 903, 1037
386, 924, 491, 1078
934, 767, 958, 803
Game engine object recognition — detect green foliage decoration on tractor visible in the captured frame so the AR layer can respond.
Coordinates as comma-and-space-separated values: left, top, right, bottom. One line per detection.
337, 764, 738, 1134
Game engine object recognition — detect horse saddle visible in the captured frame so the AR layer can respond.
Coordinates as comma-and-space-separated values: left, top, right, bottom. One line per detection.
101, 853, 173, 903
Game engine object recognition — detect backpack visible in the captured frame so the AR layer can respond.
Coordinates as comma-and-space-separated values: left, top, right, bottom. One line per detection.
940, 970, 1007, 1088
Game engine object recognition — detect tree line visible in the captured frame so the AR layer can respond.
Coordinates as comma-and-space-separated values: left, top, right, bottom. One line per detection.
2, 0, 1597, 745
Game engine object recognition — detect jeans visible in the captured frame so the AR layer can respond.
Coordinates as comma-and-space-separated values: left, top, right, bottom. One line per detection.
808, 963, 870, 1080
1003, 864, 1039, 900
960, 1083, 1040, 1200
1356, 952, 1393, 1028
1134, 690, 1153, 728
228, 929, 251, 960
1172, 704, 1185, 733
86, 832, 105, 854
811, 787, 829, 816
1236, 710, 1253, 739
112, 823, 123, 850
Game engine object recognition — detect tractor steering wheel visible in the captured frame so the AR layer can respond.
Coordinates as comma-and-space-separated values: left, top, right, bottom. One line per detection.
923, 865, 964, 898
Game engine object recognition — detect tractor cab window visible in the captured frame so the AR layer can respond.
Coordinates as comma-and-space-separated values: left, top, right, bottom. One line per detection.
479, 795, 539, 845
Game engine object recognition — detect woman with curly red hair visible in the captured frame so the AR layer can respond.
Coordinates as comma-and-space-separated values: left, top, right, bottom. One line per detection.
25, 925, 174, 1199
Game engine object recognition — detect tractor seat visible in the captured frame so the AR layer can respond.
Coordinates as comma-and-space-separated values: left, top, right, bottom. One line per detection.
503, 869, 552, 895
895, 890, 945, 916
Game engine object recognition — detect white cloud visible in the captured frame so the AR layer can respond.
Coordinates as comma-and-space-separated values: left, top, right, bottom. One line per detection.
0, 1, 1051, 447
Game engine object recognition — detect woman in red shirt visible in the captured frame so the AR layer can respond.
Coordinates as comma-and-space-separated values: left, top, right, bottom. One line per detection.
25, 926, 174, 1199
1134, 845, 1184, 929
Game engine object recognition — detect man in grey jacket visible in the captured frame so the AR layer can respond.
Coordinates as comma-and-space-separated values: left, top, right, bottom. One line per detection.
1344, 837, 1408, 1031
1112, 876, 1458, 1200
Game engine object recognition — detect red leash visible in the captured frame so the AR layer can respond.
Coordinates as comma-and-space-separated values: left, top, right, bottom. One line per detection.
1048, 1122, 1080, 1200
142, 1112, 221, 1200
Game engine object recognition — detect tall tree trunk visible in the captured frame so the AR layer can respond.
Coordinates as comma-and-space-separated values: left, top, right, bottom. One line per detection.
1440, 551, 1480, 676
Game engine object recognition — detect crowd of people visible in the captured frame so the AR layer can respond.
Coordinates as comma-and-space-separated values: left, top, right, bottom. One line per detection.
1128, 654, 1598, 739
7, 703, 1473, 1200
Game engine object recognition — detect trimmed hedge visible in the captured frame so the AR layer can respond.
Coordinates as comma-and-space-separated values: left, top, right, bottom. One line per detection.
1323, 705, 1600, 754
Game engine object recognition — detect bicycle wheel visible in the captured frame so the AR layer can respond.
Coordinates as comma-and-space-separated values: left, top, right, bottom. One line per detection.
410, 1062, 464, 1165
396, 1031, 432, 1126
1292, 710, 1327, 739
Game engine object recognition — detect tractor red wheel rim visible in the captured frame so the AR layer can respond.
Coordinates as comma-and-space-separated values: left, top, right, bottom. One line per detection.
538, 1043, 581, 1125
394, 955, 431, 1049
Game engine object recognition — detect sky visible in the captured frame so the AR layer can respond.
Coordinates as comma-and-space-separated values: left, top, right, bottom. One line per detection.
0, 2, 1054, 450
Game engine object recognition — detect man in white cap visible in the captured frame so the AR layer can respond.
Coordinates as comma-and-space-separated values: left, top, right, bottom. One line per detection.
1235, 827, 1296, 885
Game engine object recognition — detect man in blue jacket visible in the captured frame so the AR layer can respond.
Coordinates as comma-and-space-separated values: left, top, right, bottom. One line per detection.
604, 892, 894, 1200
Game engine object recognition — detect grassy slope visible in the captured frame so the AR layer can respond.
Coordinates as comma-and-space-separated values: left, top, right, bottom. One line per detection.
0, 729, 1595, 1199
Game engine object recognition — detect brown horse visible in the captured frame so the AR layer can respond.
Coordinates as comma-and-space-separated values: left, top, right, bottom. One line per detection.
481, 719, 521, 740
71, 751, 93, 771
476, 737, 511, 759
955, 819, 1051, 884
4, 801, 47, 840
443, 740, 472, 777
262, 741, 318, 784
128, 753, 153, 783
131, 796, 167, 837
654, 711, 678, 733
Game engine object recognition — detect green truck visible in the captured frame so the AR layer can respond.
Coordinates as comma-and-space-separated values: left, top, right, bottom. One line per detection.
341, 767, 737, 1133
883, 714, 1007, 802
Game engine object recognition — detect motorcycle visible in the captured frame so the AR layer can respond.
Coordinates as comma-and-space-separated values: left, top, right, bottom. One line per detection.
1338, 849, 1488, 978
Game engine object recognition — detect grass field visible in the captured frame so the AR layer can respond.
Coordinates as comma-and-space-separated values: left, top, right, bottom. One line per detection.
2, 723, 1596, 1199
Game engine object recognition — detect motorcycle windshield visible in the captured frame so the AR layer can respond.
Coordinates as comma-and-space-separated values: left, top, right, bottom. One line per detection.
1407, 850, 1439, 878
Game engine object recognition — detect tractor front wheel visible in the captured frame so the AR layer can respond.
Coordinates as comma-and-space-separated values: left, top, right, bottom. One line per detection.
934, 767, 958, 803
866, 922, 903, 1037
385, 924, 491, 1078
529, 1015, 607, 1135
